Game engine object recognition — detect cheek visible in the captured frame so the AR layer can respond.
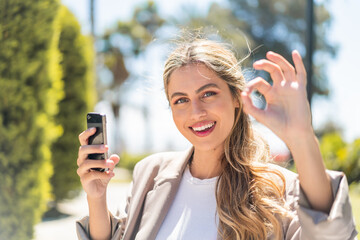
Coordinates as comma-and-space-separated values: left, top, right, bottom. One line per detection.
171, 109, 185, 130
217, 100, 235, 115
218, 102, 236, 127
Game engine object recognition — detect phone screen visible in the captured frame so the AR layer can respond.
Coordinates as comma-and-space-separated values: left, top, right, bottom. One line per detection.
87, 113, 107, 160
88, 125, 104, 145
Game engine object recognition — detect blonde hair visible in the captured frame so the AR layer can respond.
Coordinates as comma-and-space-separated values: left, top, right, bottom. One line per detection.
163, 38, 290, 240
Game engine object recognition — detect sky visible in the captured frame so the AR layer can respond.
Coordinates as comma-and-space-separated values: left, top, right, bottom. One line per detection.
61, 0, 360, 154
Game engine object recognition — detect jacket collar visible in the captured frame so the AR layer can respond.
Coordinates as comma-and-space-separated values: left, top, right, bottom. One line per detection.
153, 147, 194, 183
133, 147, 194, 240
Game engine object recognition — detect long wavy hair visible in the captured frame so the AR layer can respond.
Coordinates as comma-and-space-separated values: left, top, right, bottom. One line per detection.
163, 38, 291, 240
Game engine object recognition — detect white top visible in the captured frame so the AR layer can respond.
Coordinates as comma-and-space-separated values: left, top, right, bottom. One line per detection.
155, 166, 219, 240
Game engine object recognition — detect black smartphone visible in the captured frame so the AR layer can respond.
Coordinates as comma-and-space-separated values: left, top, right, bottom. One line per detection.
87, 112, 108, 172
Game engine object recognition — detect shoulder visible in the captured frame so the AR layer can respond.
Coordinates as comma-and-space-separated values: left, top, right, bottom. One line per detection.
255, 162, 299, 200
132, 148, 193, 181
133, 151, 184, 172
266, 164, 346, 194
266, 163, 299, 194
267, 163, 297, 182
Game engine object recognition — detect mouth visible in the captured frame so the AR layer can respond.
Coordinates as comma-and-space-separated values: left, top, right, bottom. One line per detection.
189, 121, 216, 137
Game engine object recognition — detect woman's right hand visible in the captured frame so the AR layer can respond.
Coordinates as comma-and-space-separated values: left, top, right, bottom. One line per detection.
77, 127, 120, 199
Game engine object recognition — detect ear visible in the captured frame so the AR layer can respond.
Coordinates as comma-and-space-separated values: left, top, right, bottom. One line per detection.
234, 98, 240, 108
234, 90, 241, 108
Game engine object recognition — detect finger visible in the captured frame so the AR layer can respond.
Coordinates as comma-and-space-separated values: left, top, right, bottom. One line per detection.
241, 90, 266, 123
77, 159, 114, 176
253, 59, 284, 84
266, 51, 296, 82
104, 155, 119, 172
108, 154, 120, 170
77, 144, 108, 166
79, 127, 97, 146
245, 77, 272, 97
80, 170, 114, 183
102, 155, 120, 174
292, 50, 307, 84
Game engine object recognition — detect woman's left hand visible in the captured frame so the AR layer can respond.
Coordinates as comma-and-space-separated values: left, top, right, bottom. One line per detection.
241, 50, 313, 145
242, 51, 334, 213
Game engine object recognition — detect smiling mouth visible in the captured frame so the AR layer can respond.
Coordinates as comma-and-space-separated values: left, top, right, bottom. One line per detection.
190, 122, 216, 137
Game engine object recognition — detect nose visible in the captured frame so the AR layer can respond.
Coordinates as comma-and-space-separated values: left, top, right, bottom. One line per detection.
190, 100, 206, 120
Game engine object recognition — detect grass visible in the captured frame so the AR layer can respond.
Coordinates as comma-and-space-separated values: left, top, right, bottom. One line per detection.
349, 188, 360, 237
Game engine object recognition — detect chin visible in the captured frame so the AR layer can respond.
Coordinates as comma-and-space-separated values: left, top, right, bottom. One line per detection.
191, 141, 225, 153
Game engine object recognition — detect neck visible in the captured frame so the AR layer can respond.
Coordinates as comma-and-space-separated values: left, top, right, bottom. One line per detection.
190, 147, 223, 179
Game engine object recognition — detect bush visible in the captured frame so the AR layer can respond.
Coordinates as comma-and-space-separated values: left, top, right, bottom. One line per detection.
50, 6, 95, 202
320, 132, 360, 184
0, 0, 63, 239
320, 132, 346, 170
345, 139, 360, 183
119, 152, 150, 172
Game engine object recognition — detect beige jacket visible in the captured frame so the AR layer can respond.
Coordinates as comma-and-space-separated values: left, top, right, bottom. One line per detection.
76, 148, 358, 240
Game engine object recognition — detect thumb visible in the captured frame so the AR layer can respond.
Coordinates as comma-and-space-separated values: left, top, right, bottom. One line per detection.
109, 154, 120, 165
241, 91, 266, 123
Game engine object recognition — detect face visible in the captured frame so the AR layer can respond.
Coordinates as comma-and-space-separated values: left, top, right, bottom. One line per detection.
167, 63, 239, 153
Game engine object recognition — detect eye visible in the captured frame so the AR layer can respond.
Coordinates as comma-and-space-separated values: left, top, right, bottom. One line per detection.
203, 91, 216, 98
174, 98, 189, 105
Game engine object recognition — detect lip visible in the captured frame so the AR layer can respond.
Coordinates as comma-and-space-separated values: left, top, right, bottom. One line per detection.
190, 120, 215, 129
189, 121, 216, 137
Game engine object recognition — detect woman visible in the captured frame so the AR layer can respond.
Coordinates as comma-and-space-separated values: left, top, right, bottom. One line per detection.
76, 38, 357, 240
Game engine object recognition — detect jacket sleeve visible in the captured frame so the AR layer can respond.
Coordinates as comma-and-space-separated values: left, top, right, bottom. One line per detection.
284, 170, 358, 240
75, 182, 133, 240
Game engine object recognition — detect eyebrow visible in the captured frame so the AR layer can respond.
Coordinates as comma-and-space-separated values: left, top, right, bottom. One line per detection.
170, 83, 220, 99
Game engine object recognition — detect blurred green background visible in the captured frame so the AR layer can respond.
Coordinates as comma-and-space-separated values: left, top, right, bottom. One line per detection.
0, 0, 359, 239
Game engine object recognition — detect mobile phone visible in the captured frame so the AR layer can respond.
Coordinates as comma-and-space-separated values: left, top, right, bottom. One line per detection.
87, 112, 108, 172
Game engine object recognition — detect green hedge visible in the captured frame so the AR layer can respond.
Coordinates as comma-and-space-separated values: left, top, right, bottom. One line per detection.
119, 152, 150, 172
50, 6, 95, 202
320, 132, 360, 184
0, 0, 63, 239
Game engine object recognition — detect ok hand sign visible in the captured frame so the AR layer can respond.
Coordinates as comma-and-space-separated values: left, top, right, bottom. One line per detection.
241, 50, 313, 146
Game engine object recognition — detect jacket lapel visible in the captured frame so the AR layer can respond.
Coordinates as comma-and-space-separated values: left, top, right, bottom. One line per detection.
123, 148, 193, 240
134, 148, 193, 240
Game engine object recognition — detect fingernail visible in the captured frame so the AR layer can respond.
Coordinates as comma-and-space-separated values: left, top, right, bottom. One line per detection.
253, 60, 262, 66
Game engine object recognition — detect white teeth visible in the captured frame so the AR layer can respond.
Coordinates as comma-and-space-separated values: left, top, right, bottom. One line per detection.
192, 122, 215, 132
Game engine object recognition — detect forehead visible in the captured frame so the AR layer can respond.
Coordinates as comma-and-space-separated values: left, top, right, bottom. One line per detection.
168, 63, 226, 94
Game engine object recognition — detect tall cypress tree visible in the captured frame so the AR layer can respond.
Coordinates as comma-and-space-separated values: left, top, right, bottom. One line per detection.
51, 6, 95, 203
0, 0, 63, 239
